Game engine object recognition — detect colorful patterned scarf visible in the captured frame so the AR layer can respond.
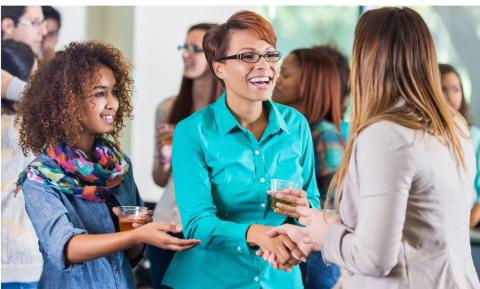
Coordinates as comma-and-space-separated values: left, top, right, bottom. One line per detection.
16, 138, 129, 202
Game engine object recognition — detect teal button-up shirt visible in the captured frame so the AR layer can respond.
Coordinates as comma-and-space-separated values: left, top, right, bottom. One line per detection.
163, 92, 320, 289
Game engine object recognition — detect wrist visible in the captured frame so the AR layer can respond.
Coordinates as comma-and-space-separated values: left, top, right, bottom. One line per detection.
246, 224, 269, 246
246, 225, 258, 246
130, 227, 146, 245
158, 155, 172, 165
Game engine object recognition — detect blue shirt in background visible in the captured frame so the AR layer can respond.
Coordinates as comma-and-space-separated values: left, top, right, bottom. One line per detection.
470, 125, 480, 202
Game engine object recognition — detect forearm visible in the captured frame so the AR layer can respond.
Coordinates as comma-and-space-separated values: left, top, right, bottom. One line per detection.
65, 230, 141, 264
183, 213, 251, 253
246, 224, 270, 246
5, 76, 26, 101
152, 161, 171, 187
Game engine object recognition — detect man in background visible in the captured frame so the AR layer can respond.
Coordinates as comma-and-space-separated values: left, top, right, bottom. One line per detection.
1, 6, 46, 101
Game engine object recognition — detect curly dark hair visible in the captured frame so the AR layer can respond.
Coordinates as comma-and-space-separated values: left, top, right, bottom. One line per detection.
16, 41, 134, 155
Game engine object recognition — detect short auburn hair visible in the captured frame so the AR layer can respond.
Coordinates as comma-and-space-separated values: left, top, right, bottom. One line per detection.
203, 10, 276, 79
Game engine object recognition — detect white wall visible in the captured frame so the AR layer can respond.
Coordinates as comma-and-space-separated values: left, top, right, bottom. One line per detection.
132, 6, 262, 202
53, 6, 87, 50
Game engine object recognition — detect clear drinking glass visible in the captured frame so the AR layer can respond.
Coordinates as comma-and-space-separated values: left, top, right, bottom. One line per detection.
269, 179, 301, 209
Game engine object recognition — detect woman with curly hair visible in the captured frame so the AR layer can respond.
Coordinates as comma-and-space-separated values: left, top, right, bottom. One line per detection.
15, 41, 200, 289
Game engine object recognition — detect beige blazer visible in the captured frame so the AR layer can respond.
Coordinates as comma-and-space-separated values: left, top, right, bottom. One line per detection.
322, 121, 480, 289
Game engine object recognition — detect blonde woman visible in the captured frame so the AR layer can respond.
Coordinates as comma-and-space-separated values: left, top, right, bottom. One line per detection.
262, 7, 480, 289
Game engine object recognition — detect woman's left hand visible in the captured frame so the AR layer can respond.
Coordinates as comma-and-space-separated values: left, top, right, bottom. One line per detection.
297, 207, 341, 250
271, 189, 310, 218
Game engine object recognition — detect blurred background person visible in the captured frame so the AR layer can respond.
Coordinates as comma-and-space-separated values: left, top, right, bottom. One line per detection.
1, 6, 46, 103
1, 39, 42, 289
149, 22, 221, 289
1, 6, 46, 54
439, 63, 480, 228
41, 6, 61, 63
320, 45, 351, 141
273, 45, 349, 289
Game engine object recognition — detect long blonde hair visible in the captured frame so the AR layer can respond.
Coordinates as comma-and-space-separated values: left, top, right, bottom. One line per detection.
327, 7, 466, 208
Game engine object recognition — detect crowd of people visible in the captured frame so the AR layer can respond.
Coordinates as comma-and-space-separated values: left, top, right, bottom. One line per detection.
1, 5, 479, 289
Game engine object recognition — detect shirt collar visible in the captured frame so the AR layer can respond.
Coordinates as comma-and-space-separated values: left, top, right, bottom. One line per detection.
213, 92, 239, 136
213, 91, 289, 136
264, 99, 289, 135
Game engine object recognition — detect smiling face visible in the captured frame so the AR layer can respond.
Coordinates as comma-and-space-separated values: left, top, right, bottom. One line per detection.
273, 52, 302, 105
213, 29, 279, 103
79, 65, 119, 136
182, 28, 209, 79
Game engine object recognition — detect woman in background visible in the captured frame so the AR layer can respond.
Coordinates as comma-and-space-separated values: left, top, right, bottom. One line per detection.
439, 63, 480, 228
149, 22, 221, 288
273, 46, 349, 289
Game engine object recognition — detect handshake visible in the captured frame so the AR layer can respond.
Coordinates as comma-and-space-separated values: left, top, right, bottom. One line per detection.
247, 192, 340, 271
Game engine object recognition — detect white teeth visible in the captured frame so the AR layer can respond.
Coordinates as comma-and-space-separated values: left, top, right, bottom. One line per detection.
249, 76, 270, 83
101, 115, 113, 120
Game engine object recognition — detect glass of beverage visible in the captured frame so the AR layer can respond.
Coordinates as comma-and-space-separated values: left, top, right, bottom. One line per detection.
118, 206, 148, 232
269, 179, 301, 209
159, 124, 174, 145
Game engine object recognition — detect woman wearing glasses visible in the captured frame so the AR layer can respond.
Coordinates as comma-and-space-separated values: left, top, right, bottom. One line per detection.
149, 22, 221, 289
161, 10, 320, 289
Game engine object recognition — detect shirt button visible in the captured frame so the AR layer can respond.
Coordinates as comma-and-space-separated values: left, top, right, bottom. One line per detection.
114, 267, 120, 274
260, 203, 266, 208
260, 178, 265, 183
254, 150, 260, 155
254, 276, 260, 282
236, 246, 242, 251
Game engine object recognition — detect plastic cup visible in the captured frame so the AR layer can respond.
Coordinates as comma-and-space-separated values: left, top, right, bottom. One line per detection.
269, 179, 301, 209
118, 206, 148, 232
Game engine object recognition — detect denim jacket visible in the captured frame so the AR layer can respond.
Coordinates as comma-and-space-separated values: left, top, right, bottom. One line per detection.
21, 153, 143, 289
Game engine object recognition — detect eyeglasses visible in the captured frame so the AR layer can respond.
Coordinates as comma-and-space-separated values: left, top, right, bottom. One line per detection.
177, 44, 203, 53
18, 18, 47, 29
216, 51, 282, 63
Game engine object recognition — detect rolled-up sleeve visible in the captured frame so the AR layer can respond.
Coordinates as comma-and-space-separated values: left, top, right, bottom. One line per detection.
22, 179, 87, 271
172, 123, 252, 254
322, 122, 415, 277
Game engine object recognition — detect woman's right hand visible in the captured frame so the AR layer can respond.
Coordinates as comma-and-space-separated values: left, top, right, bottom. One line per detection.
135, 222, 200, 251
247, 224, 306, 270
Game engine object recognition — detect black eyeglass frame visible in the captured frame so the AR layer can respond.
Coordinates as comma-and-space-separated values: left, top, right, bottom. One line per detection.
216, 51, 282, 63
